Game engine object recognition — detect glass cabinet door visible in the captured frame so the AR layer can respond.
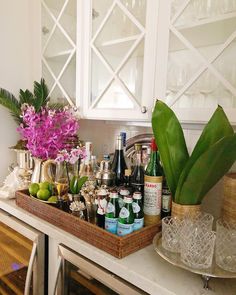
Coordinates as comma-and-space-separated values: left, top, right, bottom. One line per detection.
80, 0, 158, 120
41, 0, 77, 107
0, 210, 45, 295
53, 245, 147, 295
164, 0, 236, 123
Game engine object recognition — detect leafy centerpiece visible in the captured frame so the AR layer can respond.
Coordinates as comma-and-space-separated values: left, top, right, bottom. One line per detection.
152, 100, 236, 211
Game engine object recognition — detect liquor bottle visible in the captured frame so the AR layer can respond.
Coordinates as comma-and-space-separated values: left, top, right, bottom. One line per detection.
117, 196, 134, 236
124, 169, 133, 194
95, 189, 108, 229
112, 135, 127, 186
80, 142, 94, 180
144, 138, 163, 226
132, 192, 144, 231
161, 176, 172, 218
105, 191, 120, 234
130, 144, 144, 195
91, 155, 99, 175
143, 146, 151, 170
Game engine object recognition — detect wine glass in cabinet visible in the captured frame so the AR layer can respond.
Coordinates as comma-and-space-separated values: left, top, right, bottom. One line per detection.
160, 0, 236, 124
41, 0, 77, 107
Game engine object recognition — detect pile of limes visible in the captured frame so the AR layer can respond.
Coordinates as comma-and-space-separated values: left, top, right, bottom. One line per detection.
29, 181, 57, 203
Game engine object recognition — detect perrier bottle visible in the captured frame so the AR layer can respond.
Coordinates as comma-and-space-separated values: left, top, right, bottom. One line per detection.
117, 196, 134, 236
105, 191, 120, 234
132, 192, 144, 231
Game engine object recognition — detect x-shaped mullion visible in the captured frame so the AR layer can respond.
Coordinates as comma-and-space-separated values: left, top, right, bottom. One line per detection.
168, 24, 236, 106
90, 33, 144, 109
42, 0, 75, 56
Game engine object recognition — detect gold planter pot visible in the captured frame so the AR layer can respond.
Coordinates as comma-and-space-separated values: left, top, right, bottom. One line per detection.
171, 202, 201, 220
222, 173, 236, 224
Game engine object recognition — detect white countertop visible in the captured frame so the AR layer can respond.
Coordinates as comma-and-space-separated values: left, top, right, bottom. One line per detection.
0, 198, 236, 295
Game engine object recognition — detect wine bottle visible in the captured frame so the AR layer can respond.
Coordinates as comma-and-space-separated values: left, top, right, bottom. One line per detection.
161, 176, 172, 218
130, 143, 144, 195
112, 135, 127, 186
144, 138, 163, 226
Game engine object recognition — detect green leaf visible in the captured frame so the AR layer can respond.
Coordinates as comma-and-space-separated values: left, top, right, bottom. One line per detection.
70, 176, 88, 194
175, 106, 234, 203
0, 88, 21, 124
177, 134, 236, 205
19, 89, 34, 105
152, 100, 189, 199
33, 78, 49, 112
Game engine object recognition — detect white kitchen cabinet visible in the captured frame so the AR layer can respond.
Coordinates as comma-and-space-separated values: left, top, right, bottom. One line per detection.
78, 0, 159, 121
157, 0, 236, 124
41, 0, 236, 124
41, 0, 77, 106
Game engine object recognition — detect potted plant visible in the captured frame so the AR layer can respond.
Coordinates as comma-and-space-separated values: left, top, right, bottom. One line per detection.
152, 100, 236, 218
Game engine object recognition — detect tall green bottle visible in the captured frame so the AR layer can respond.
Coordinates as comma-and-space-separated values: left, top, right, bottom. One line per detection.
144, 138, 163, 226
117, 196, 134, 236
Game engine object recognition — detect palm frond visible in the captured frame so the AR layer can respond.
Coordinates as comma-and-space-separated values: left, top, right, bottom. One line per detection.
47, 102, 65, 110
19, 89, 34, 105
33, 78, 49, 112
0, 88, 21, 123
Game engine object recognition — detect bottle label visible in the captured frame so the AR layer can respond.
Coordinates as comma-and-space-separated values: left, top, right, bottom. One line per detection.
144, 175, 162, 216
134, 218, 144, 231
105, 217, 117, 234
162, 194, 171, 213
106, 202, 115, 213
117, 222, 133, 236
132, 202, 140, 213
118, 197, 124, 209
119, 207, 129, 218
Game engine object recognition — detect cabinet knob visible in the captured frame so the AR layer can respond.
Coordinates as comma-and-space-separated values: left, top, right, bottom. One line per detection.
141, 106, 147, 113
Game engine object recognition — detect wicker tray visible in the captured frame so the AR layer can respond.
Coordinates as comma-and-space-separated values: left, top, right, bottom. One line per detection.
16, 190, 161, 258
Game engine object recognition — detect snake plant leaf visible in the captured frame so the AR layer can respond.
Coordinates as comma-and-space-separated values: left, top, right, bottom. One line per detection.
152, 100, 189, 198
0, 88, 21, 124
177, 134, 236, 205
175, 106, 234, 203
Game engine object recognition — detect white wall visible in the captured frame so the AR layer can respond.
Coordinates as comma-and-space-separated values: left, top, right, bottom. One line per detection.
0, 0, 41, 184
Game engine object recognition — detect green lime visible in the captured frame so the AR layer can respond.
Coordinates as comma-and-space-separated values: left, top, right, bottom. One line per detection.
29, 183, 40, 196
37, 189, 51, 201
48, 196, 58, 203
39, 181, 50, 190
48, 183, 55, 195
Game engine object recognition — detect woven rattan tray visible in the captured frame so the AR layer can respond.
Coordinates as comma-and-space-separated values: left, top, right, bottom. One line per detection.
16, 190, 161, 258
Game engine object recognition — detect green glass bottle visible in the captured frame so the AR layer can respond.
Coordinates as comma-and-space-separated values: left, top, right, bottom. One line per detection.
144, 138, 163, 226
117, 196, 134, 236
105, 191, 120, 234
132, 192, 144, 231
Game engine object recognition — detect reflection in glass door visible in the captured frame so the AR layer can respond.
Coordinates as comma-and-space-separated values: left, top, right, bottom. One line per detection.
54, 245, 148, 295
0, 210, 45, 295
0, 221, 33, 294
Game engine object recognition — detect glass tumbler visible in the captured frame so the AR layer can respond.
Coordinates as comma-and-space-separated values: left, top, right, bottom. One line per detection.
215, 219, 236, 272
162, 216, 181, 253
180, 212, 215, 269
181, 228, 216, 269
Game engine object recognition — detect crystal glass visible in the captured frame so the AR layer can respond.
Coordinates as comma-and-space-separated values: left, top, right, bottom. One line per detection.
162, 216, 181, 253
181, 228, 215, 269
180, 212, 215, 269
180, 212, 214, 238
215, 219, 236, 272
